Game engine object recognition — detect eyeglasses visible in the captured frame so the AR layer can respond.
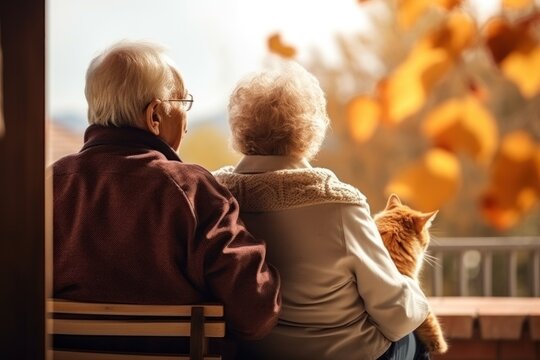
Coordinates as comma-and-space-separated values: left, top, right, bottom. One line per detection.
161, 93, 194, 111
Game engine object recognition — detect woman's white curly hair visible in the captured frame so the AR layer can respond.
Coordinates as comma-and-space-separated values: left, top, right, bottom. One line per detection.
228, 61, 330, 160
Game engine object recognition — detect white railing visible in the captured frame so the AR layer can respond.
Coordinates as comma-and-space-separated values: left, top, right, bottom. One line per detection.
427, 237, 540, 297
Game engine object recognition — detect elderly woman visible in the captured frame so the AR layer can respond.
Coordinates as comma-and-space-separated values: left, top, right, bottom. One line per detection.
51, 41, 281, 347
213, 62, 430, 360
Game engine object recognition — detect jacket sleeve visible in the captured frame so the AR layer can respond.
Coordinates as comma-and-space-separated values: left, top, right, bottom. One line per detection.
341, 200, 430, 341
188, 169, 281, 340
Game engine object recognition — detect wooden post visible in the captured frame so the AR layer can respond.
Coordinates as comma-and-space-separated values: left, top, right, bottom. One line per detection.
0, 1, 46, 359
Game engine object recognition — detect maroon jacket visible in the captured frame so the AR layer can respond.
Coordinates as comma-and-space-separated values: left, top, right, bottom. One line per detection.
52, 125, 281, 340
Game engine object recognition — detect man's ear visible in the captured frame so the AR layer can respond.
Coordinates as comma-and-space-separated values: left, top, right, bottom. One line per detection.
144, 99, 161, 135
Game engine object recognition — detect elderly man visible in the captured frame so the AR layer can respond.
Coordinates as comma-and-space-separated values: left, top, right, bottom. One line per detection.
51, 41, 281, 345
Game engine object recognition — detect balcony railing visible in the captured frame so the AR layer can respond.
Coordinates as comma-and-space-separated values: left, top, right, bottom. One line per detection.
426, 237, 540, 297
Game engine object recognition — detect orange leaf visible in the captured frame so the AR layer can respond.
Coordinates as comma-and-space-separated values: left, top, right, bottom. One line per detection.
378, 12, 475, 124
484, 19, 524, 64
484, 17, 540, 98
397, 0, 430, 29
501, 43, 540, 97
480, 131, 540, 230
385, 149, 461, 211
422, 12, 476, 58
434, 0, 463, 10
347, 96, 380, 143
422, 96, 498, 163
378, 49, 447, 125
502, 0, 533, 9
267, 33, 297, 59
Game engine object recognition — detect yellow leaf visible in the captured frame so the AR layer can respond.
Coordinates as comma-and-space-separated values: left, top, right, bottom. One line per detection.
501, 43, 540, 97
397, 0, 463, 29
379, 12, 475, 124
347, 96, 380, 143
480, 131, 540, 230
386, 149, 461, 211
267, 33, 297, 59
422, 96, 498, 163
397, 0, 430, 29
378, 48, 448, 125
434, 0, 463, 10
502, 0, 533, 9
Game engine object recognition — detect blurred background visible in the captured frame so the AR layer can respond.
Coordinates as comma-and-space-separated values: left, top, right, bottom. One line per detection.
48, 0, 540, 297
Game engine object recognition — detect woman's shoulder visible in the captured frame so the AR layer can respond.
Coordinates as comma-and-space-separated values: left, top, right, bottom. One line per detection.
309, 167, 366, 204
212, 166, 366, 212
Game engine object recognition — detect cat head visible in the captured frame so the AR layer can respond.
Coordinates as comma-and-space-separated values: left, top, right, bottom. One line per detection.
374, 194, 438, 278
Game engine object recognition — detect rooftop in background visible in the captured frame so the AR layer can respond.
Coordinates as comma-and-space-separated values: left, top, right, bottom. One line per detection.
46, 120, 83, 166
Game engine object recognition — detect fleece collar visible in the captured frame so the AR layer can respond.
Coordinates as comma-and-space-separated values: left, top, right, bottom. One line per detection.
213, 166, 365, 212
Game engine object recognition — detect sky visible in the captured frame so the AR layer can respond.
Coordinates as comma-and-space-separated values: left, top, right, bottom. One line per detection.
47, 0, 371, 131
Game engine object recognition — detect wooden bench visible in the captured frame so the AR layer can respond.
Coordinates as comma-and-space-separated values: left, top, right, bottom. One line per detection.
48, 299, 225, 360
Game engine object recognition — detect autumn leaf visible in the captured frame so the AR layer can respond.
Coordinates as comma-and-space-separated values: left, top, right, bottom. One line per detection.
435, 0, 463, 10
480, 131, 540, 230
377, 49, 447, 125
397, 0, 430, 29
378, 12, 475, 124
386, 149, 461, 211
421, 11, 476, 57
484, 19, 526, 64
502, 0, 533, 9
397, 0, 463, 29
484, 17, 540, 98
501, 43, 540, 97
422, 96, 498, 163
347, 96, 380, 143
267, 33, 297, 59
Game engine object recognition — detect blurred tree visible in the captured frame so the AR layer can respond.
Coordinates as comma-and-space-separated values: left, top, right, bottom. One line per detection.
180, 123, 240, 171
268, 0, 540, 236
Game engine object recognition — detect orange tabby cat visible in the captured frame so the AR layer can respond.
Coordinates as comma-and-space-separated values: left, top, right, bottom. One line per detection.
374, 193, 448, 355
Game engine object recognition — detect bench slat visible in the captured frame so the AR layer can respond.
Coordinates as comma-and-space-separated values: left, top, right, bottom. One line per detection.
49, 299, 225, 360
49, 300, 223, 317
52, 319, 225, 337
53, 350, 221, 360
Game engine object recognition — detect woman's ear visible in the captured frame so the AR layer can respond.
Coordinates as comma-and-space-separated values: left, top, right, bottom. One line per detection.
145, 99, 161, 135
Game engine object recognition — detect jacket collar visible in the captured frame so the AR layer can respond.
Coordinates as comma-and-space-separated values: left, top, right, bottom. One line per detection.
81, 124, 182, 162
234, 155, 311, 174
213, 165, 365, 212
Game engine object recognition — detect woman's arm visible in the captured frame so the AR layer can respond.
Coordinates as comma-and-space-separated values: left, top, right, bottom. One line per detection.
341, 200, 429, 341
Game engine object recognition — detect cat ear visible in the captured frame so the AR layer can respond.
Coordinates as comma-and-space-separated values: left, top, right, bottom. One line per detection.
414, 210, 438, 232
385, 193, 402, 210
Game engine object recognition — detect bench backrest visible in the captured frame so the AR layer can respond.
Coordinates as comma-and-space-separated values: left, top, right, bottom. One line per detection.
48, 299, 225, 360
